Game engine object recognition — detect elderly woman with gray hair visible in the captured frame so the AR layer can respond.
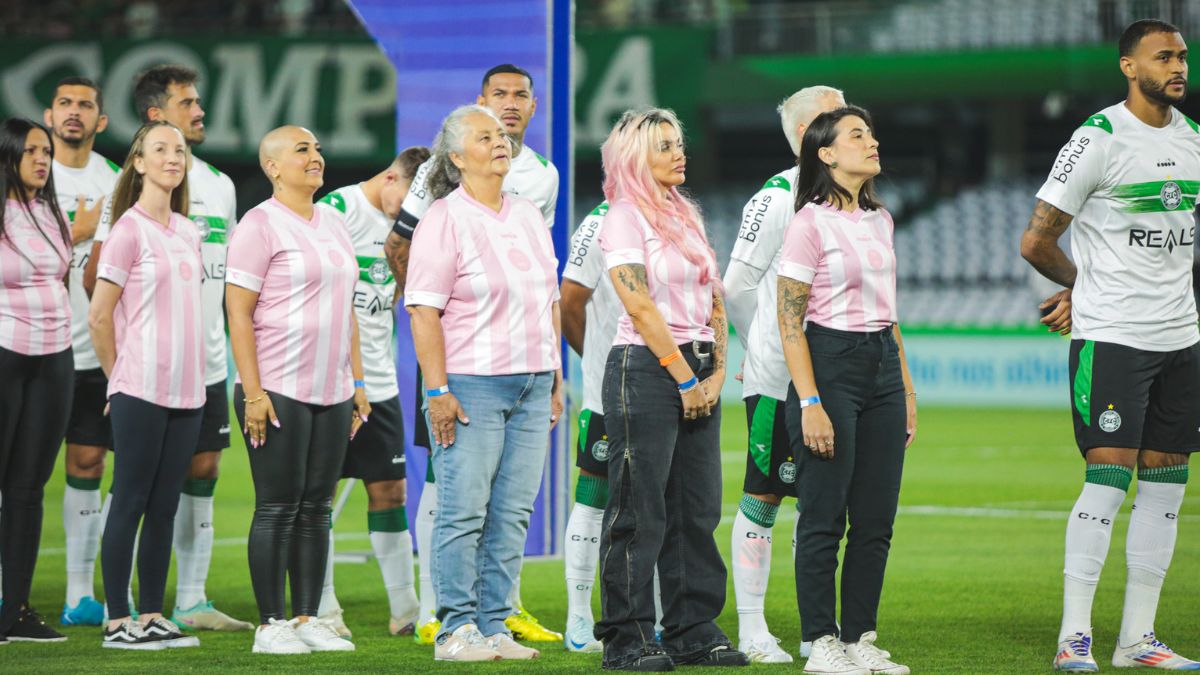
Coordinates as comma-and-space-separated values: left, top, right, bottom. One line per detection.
405, 104, 564, 663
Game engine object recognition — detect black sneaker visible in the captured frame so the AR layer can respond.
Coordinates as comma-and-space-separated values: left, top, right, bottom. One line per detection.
7, 606, 66, 642
604, 646, 676, 671
676, 645, 750, 667
102, 620, 164, 650
142, 617, 200, 648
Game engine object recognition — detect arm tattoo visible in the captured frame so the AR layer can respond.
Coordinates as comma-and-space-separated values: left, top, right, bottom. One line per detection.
777, 277, 811, 346
1022, 199, 1077, 287
384, 234, 410, 294
614, 264, 649, 295
1026, 200, 1073, 239
709, 290, 727, 372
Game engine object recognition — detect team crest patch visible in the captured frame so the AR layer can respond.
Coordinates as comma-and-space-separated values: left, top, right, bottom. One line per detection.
1099, 407, 1122, 433
1161, 181, 1183, 210
591, 439, 611, 462
193, 216, 211, 240
778, 461, 797, 484
368, 258, 390, 284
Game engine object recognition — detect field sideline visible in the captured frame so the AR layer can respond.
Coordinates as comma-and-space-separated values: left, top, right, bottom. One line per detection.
7, 406, 1199, 673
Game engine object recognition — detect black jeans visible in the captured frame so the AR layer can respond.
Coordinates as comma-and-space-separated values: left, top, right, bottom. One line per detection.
102, 393, 203, 619
0, 346, 72, 633
786, 323, 906, 643
596, 343, 731, 666
235, 386, 351, 623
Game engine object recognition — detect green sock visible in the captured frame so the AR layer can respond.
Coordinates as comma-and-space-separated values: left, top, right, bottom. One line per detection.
1085, 464, 1133, 491
182, 478, 217, 497
367, 507, 408, 533
65, 475, 101, 491
739, 494, 779, 528
1138, 464, 1189, 485
575, 474, 609, 509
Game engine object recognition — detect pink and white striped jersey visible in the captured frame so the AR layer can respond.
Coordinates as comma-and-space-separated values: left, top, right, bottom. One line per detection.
600, 200, 715, 347
96, 204, 204, 409
778, 202, 897, 332
405, 187, 560, 376
226, 198, 357, 405
0, 199, 71, 355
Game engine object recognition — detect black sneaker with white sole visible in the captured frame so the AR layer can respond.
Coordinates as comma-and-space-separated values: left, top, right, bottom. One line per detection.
7, 606, 66, 642
142, 617, 200, 648
103, 620, 165, 650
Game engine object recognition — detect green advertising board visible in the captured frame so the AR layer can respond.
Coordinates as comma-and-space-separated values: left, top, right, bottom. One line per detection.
0, 37, 396, 163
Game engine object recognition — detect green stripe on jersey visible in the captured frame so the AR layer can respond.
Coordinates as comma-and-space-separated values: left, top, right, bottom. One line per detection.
589, 202, 609, 217
1073, 340, 1094, 425
1184, 114, 1200, 135
105, 157, 120, 172
532, 150, 549, 167
1112, 180, 1200, 214
357, 255, 393, 284
1081, 113, 1112, 134
206, 162, 222, 177
762, 175, 791, 191
319, 191, 348, 214
1111, 180, 1200, 199
748, 397, 779, 477
577, 408, 593, 454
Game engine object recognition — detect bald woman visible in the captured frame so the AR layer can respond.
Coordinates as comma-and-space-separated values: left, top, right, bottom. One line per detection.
226, 126, 368, 655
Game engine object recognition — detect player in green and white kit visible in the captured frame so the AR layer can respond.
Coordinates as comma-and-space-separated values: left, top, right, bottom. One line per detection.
1021, 20, 1200, 673
315, 146, 430, 639
384, 64, 561, 645
723, 86, 846, 665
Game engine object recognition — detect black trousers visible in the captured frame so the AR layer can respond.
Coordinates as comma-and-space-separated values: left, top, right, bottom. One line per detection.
0, 346, 72, 633
102, 393, 203, 619
596, 344, 731, 667
786, 324, 906, 643
235, 386, 351, 624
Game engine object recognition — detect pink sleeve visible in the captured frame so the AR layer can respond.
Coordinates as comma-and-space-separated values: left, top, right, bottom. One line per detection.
598, 202, 645, 269
777, 208, 822, 284
96, 217, 138, 288
225, 210, 272, 293
404, 199, 458, 309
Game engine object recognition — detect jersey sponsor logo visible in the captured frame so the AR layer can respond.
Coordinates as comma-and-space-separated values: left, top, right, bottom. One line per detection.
1113, 179, 1200, 214
737, 193, 776, 243
353, 288, 393, 316
203, 261, 226, 281
568, 214, 603, 267
1099, 406, 1122, 433
1128, 226, 1194, 253
1082, 113, 1113, 134
591, 438, 611, 462
1050, 136, 1092, 184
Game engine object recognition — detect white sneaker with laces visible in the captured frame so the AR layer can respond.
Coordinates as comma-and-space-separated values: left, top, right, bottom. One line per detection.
252, 618, 311, 655
296, 617, 355, 651
318, 607, 352, 639
740, 634, 794, 663
1055, 631, 1099, 672
804, 635, 870, 675
486, 632, 540, 659
1112, 632, 1200, 670
435, 623, 501, 662
563, 614, 602, 653
845, 632, 909, 674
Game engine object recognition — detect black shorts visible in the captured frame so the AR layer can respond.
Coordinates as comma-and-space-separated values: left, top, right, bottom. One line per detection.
196, 382, 231, 453
413, 366, 430, 450
1070, 339, 1200, 456
576, 409, 612, 475
65, 368, 112, 448
742, 394, 797, 498
342, 396, 407, 481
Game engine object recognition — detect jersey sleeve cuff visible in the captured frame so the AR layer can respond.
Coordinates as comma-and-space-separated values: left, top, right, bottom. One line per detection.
96, 264, 128, 287
404, 290, 450, 309
1033, 189, 1079, 218
225, 268, 265, 292
777, 261, 816, 284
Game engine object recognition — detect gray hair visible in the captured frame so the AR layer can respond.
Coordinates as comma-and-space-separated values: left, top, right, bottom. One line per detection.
777, 85, 844, 157
426, 104, 506, 201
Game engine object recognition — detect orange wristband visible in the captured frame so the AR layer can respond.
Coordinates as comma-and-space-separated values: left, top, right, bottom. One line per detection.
659, 350, 682, 367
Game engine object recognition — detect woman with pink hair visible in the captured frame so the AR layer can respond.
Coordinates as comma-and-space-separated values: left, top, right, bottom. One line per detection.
594, 109, 746, 671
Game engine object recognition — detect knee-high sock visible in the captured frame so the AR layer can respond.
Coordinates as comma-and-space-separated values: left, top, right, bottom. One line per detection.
732, 496, 779, 641
1060, 465, 1131, 642
63, 476, 103, 606
653, 566, 664, 634
173, 479, 216, 610
318, 527, 340, 615
564, 503, 604, 621
1119, 466, 1188, 647
415, 480, 438, 624
369, 508, 419, 619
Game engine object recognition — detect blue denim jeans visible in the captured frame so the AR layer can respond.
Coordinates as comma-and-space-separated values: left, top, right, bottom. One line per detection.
429, 371, 552, 640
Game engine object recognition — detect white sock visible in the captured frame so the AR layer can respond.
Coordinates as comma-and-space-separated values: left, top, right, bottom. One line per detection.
1060, 481, 1127, 642
172, 493, 214, 610
318, 527, 341, 615
63, 483, 104, 606
564, 503, 604, 621
371, 529, 419, 619
1118, 479, 1186, 647
415, 481, 438, 624
732, 510, 774, 641
99, 490, 113, 537
653, 566, 664, 635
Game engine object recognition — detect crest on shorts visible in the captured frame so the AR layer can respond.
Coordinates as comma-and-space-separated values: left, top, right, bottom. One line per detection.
778, 461, 797, 484
1161, 181, 1183, 210
1099, 405, 1122, 433
368, 258, 390, 284
591, 439, 611, 462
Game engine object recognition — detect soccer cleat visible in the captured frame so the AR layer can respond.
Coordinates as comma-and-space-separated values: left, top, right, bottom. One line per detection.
486, 632, 540, 659
505, 606, 562, 642
389, 612, 418, 636
603, 645, 676, 671
415, 619, 440, 645
434, 623, 501, 662
253, 618, 310, 655
296, 618, 356, 652
7, 606, 66, 642
1112, 633, 1200, 670
804, 635, 870, 675
564, 614, 603, 653
317, 607, 352, 639
103, 619, 164, 650
61, 596, 105, 626
740, 634, 794, 663
845, 632, 908, 674
1055, 631, 1099, 672
171, 601, 254, 632
142, 617, 200, 648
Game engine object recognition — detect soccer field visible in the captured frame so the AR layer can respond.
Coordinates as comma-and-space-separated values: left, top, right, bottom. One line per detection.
11, 405, 1200, 673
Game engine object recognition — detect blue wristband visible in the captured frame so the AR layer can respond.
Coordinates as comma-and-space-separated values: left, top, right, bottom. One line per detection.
354, 379, 366, 389
799, 395, 821, 408
426, 385, 450, 397
677, 376, 699, 392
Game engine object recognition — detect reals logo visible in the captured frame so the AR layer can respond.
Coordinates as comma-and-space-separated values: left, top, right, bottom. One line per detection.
1129, 226, 1195, 253
1052, 136, 1091, 184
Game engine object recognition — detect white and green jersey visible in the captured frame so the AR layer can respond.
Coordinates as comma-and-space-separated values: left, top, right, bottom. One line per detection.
51, 152, 120, 370
396, 143, 560, 236
729, 167, 798, 401
318, 184, 398, 402
562, 202, 619, 414
1035, 103, 1200, 352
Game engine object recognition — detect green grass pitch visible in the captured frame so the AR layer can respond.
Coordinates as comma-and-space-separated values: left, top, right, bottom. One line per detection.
7, 405, 1199, 673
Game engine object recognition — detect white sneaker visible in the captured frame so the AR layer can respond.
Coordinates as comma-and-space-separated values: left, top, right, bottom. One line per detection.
486, 632, 540, 659
846, 632, 909, 674
1112, 632, 1200, 670
804, 635, 870, 675
563, 614, 602, 653
740, 634, 794, 663
252, 618, 311, 655
318, 607, 352, 639
434, 623, 501, 662
1055, 631, 1099, 672
296, 617, 355, 652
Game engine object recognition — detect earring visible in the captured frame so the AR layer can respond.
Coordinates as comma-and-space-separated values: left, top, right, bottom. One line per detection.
830, 161, 839, 169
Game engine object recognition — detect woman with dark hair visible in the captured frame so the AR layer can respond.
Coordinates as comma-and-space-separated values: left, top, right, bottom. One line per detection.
0, 117, 73, 644
776, 106, 916, 675
89, 120, 204, 650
